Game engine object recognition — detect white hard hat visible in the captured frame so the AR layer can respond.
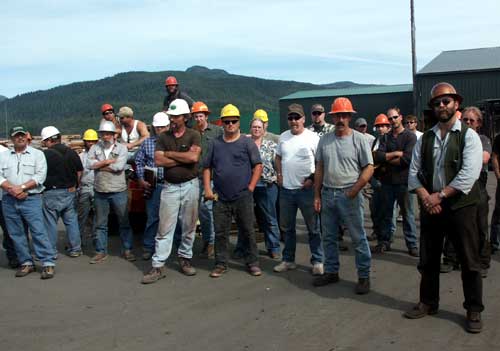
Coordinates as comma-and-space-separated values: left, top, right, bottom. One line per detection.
41, 126, 61, 141
152, 112, 170, 127
98, 120, 117, 133
167, 99, 190, 116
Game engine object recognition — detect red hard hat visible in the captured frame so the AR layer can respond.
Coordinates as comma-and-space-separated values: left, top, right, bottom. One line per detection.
101, 103, 114, 113
165, 76, 178, 86
328, 97, 356, 114
374, 114, 390, 126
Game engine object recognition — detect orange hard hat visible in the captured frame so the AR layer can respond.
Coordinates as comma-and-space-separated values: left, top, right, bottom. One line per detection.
101, 103, 114, 113
191, 101, 211, 114
328, 97, 356, 114
429, 82, 463, 106
374, 114, 390, 126
165, 76, 178, 86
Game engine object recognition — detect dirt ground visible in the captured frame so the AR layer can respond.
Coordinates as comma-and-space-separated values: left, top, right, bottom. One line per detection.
0, 176, 499, 351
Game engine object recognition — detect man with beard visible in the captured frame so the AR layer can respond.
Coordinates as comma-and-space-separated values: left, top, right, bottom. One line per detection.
373, 107, 418, 256
313, 97, 373, 294
307, 104, 335, 137
142, 99, 201, 283
404, 82, 484, 333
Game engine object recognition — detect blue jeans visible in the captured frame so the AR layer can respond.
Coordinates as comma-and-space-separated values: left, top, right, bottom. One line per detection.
152, 178, 199, 267
379, 183, 418, 249
77, 187, 95, 241
94, 191, 133, 254
279, 187, 323, 264
254, 184, 281, 254
43, 188, 81, 253
143, 183, 162, 253
199, 180, 215, 244
2, 194, 56, 266
321, 188, 371, 278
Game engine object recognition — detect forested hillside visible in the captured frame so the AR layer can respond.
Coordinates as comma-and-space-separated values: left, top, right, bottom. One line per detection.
0, 66, 365, 136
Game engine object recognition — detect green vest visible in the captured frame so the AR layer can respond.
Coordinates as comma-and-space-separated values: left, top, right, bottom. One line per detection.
421, 122, 480, 210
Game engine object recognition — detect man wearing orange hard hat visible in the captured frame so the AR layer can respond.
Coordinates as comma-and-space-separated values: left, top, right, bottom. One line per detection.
405, 82, 484, 333
313, 97, 374, 295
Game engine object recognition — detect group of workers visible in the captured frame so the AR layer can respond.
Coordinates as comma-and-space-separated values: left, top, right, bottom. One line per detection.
0, 77, 494, 333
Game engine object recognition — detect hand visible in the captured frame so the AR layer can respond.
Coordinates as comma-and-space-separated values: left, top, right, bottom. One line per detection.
427, 193, 442, 207
345, 188, 357, 199
139, 179, 151, 190
428, 204, 442, 215
106, 159, 116, 165
302, 178, 313, 189
314, 196, 321, 213
8, 185, 23, 197
204, 190, 216, 201
248, 184, 255, 193
15, 192, 28, 200
277, 174, 283, 187
126, 143, 134, 150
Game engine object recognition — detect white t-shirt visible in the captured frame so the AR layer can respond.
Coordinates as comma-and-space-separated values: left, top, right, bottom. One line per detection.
277, 129, 319, 189
414, 130, 423, 140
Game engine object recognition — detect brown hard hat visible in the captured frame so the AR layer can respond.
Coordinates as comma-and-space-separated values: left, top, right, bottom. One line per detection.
429, 82, 463, 106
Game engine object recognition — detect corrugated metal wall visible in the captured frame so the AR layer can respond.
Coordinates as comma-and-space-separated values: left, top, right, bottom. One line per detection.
279, 92, 413, 133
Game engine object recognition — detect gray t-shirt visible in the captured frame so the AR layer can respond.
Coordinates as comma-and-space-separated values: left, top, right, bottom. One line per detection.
316, 130, 373, 188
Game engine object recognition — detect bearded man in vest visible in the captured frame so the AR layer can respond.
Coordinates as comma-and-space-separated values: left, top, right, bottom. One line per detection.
404, 82, 484, 333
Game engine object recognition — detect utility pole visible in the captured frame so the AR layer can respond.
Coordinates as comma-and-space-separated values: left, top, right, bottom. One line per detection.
3, 100, 7, 139
410, 0, 418, 118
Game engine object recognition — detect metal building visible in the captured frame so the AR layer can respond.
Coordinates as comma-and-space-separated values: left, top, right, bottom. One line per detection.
416, 47, 500, 134
279, 85, 413, 133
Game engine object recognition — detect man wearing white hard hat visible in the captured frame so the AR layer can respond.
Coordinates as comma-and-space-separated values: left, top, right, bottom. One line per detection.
142, 99, 201, 283
86, 121, 135, 264
41, 126, 84, 260
135, 112, 170, 260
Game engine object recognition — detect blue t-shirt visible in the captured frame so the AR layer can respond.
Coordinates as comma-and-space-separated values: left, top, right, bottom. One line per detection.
203, 135, 262, 201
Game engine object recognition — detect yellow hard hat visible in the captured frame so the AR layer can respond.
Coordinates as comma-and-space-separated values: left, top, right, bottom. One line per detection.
253, 109, 268, 122
220, 104, 240, 118
82, 129, 98, 141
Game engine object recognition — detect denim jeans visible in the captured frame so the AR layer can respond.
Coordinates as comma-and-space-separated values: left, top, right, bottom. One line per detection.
199, 180, 215, 244
2, 194, 56, 266
143, 183, 162, 253
77, 186, 95, 241
43, 188, 81, 253
213, 192, 259, 267
94, 190, 133, 254
0, 200, 18, 261
279, 187, 323, 264
378, 183, 418, 249
370, 179, 395, 237
152, 178, 199, 268
254, 184, 281, 254
321, 188, 371, 278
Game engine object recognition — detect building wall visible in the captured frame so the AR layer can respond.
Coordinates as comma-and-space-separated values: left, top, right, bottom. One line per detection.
279, 92, 413, 133
416, 70, 500, 119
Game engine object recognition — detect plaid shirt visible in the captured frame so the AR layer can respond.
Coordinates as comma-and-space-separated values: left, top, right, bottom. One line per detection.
135, 136, 164, 182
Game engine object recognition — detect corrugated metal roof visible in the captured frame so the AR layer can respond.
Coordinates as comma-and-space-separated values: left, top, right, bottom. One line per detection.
418, 47, 500, 75
280, 84, 413, 100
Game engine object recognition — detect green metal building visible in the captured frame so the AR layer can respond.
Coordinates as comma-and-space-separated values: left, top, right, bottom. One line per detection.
279, 85, 413, 133
416, 47, 500, 130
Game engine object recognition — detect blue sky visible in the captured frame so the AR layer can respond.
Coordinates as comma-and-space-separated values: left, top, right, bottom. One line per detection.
1, 0, 499, 98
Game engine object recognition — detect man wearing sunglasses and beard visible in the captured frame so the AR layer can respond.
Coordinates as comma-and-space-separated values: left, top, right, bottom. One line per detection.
405, 82, 484, 333
203, 104, 263, 278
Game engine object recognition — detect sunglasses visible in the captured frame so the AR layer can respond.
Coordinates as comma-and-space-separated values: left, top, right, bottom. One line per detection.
432, 98, 453, 107
357, 124, 367, 128
103, 111, 114, 115
387, 116, 399, 121
288, 115, 302, 121
223, 119, 239, 125
405, 121, 416, 124
312, 111, 323, 116
462, 118, 477, 123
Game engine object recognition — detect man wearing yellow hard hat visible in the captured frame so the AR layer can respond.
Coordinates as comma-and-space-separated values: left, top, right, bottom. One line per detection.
77, 129, 99, 246
203, 104, 263, 278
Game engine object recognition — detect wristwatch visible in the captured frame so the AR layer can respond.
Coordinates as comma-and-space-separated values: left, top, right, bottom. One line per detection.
438, 190, 446, 200
21, 184, 27, 191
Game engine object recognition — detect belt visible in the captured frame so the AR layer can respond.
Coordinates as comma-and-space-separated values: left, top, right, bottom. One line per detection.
47, 186, 76, 192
